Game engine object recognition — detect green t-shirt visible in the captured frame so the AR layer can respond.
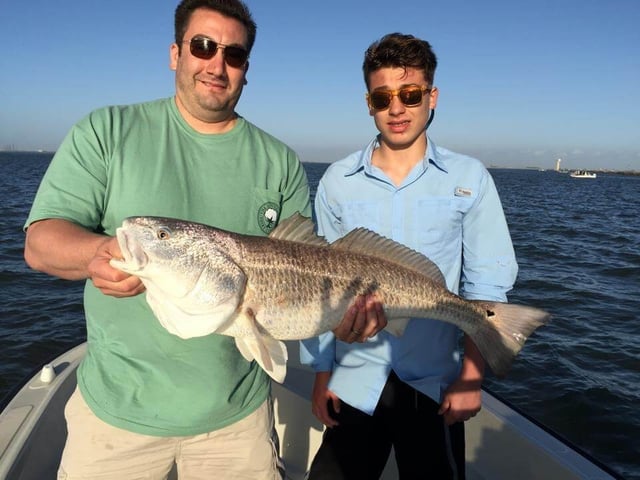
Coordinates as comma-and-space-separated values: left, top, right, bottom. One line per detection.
25, 97, 311, 436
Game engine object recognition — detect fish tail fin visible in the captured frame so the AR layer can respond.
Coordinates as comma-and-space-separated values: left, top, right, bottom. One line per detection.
471, 302, 551, 378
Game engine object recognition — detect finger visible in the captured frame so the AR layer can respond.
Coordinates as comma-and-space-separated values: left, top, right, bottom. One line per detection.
360, 295, 381, 339
333, 303, 358, 341
331, 397, 341, 414
444, 413, 457, 426
325, 398, 341, 427
97, 284, 146, 298
348, 301, 367, 342
437, 399, 450, 416
374, 298, 387, 332
93, 276, 146, 298
322, 411, 339, 428
313, 404, 337, 428
311, 407, 326, 424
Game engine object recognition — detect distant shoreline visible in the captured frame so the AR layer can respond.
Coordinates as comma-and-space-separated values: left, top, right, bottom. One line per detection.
0, 150, 55, 155
2, 150, 638, 177
489, 166, 640, 177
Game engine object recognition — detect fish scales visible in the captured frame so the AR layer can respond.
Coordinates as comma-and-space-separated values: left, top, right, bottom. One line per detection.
234, 237, 486, 340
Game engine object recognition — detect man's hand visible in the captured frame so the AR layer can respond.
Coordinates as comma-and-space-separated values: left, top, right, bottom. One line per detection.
89, 236, 145, 297
438, 335, 485, 425
25, 218, 145, 298
332, 294, 386, 343
310, 371, 341, 428
438, 377, 482, 425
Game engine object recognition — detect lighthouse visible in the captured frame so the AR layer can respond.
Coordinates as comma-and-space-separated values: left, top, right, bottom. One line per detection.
555, 158, 562, 171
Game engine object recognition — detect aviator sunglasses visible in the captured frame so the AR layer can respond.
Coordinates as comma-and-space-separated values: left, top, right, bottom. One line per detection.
185, 36, 249, 68
367, 85, 431, 111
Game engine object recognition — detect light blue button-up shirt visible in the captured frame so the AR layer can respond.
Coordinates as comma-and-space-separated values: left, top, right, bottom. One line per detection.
300, 136, 518, 415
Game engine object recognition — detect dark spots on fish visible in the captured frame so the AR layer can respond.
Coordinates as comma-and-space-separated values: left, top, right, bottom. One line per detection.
363, 281, 380, 296
351, 278, 379, 296
319, 277, 379, 304
321, 277, 333, 301
348, 278, 363, 292
343, 278, 379, 298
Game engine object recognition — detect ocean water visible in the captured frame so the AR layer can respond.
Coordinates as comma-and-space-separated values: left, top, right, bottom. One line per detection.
1, 152, 638, 479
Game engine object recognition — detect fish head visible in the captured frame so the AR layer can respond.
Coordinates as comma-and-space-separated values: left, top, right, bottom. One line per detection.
112, 217, 203, 295
110, 216, 247, 338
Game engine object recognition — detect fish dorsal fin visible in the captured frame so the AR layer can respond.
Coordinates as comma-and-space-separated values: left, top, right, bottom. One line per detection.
269, 212, 329, 247
332, 228, 447, 286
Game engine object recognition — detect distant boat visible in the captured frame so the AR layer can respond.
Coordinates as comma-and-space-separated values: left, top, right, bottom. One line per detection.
570, 170, 597, 179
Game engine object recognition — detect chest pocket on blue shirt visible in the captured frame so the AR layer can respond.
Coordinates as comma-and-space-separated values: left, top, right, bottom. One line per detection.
338, 201, 381, 236
413, 197, 468, 259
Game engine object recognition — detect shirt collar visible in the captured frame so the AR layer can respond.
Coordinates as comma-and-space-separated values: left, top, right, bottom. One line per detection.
426, 137, 448, 173
345, 135, 448, 177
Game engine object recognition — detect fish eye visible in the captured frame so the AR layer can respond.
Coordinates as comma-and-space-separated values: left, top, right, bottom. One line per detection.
157, 227, 172, 240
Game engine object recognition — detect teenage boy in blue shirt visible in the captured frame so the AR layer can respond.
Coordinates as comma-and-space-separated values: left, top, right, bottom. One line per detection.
300, 33, 518, 479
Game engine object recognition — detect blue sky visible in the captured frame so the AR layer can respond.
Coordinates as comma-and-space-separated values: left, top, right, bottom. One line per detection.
1, 0, 638, 170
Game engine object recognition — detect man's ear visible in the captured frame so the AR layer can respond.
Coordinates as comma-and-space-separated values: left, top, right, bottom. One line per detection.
169, 43, 179, 71
429, 86, 439, 110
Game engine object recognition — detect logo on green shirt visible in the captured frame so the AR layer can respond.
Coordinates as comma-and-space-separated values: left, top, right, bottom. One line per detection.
258, 202, 280, 234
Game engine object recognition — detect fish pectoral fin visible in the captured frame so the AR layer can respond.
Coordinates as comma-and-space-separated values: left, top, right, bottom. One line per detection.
234, 338, 256, 363
235, 336, 288, 383
384, 317, 411, 337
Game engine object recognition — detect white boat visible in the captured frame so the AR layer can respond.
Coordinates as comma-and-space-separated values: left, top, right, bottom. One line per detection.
0, 342, 622, 480
570, 170, 597, 178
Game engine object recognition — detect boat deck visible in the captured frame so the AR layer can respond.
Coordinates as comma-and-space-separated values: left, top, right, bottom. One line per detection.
0, 342, 621, 479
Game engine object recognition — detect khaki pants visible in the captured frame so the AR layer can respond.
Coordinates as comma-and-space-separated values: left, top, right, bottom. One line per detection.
58, 387, 283, 480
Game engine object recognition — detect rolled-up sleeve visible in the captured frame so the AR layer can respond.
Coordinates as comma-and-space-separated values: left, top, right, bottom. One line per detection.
460, 171, 518, 302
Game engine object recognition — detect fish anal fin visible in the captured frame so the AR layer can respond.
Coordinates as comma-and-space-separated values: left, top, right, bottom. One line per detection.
384, 317, 411, 337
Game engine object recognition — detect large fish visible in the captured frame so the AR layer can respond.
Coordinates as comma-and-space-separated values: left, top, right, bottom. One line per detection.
110, 214, 550, 383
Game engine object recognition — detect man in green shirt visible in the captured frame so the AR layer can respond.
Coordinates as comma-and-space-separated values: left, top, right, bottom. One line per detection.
24, 0, 310, 478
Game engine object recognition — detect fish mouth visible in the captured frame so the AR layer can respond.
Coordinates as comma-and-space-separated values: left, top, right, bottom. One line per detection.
110, 227, 148, 272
